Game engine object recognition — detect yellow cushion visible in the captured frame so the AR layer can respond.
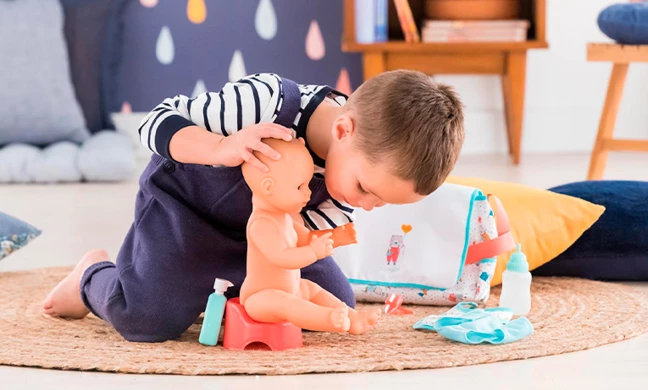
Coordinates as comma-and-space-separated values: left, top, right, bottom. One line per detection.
446, 176, 605, 286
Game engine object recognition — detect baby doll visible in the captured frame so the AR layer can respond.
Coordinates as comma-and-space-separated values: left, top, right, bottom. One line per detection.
239, 138, 381, 334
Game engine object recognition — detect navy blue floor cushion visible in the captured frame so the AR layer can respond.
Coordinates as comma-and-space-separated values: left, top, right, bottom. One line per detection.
534, 180, 648, 281
598, 3, 648, 45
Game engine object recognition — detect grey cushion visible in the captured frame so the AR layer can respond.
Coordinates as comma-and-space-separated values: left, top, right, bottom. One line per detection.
78, 131, 136, 182
0, 142, 81, 183
0, 132, 135, 183
0, 0, 89, 146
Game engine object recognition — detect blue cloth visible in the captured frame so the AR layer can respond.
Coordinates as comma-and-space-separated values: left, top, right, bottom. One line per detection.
413, 302, 534, 345
0, 211, 41, 260
536, 180, 648, 281
79, 77, 355, 343
598, 3, 648, 45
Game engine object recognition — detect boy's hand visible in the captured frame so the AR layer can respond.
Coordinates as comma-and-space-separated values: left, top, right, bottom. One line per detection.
309, 233, 334, 259
331, 223, 358, 247
216, 123, 293, 172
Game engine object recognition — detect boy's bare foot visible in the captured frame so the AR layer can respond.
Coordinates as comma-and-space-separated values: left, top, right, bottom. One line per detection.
348, 308, 381, 335
330, 306, 351, 332
43, 249, 110, 318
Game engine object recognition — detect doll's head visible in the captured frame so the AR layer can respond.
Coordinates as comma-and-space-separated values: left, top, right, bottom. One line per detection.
242, 138, 314, 214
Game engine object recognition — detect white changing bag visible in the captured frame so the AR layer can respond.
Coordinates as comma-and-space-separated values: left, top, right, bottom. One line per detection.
335, 183, 515, 305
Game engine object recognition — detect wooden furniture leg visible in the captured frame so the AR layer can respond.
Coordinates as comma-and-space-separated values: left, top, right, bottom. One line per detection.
502, 51, 527, 165
363, 52, 386, 80
501, 71, 512, 156
587, 63, 629, 180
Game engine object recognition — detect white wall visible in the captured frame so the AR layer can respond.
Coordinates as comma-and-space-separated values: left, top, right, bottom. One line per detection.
435, 0, 648, 155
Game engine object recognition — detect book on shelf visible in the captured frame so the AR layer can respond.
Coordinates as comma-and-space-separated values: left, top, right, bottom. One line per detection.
375, 0, 388, 42
424, 20, 530, 29
393, 0, 420, 43
354, 0, 389, 43
423, 32, 527, 42
422, 20, 529, 43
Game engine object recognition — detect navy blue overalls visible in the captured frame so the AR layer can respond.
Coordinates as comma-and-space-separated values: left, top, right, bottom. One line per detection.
79, 79, 355, 342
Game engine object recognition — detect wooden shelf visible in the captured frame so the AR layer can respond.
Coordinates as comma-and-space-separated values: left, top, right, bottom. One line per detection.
342, 40, 549, 53
343, 0, 547, 54
341, 0, 548, 165
587, 43, 648, 63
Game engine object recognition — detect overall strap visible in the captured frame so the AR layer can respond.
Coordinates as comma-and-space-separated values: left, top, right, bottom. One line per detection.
273, 78, 302, 128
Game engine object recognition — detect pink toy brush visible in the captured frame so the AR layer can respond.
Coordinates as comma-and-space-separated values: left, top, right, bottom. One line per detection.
384, 293, 413, 315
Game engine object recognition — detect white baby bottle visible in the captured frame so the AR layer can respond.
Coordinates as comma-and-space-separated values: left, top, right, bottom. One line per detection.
499, 244, 532, 316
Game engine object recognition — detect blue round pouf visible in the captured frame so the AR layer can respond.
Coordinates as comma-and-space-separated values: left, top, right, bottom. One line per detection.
598, 3, 648, 45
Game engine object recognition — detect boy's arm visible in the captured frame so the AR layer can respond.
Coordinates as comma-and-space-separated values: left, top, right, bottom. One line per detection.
249, 218, 332, 269
137, 74, 282, 164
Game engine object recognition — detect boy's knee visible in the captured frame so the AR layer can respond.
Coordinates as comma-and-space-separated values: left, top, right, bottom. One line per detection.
302, 257, 356, 309
110, 306, 197, 343
335, 282, 356, 309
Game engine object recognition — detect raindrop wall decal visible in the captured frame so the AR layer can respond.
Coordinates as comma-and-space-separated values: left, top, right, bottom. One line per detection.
255, 0, 277, 40
121, 101, 132, 114
192, 79, 207, 98
229, 50, 247, 83
335, 68, 352, 96
140, 0, 158, 8
187, 0, 207, 24
156, 26, 174, 65
305, 20, 325, 61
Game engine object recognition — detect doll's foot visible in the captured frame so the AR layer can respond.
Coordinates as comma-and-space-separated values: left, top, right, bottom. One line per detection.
330, 306, 351, 332
348, 308, 382, 335
43, 249, 110, 318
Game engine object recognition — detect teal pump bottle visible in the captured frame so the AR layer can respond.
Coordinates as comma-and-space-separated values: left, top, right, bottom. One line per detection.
199, 278, 233, 346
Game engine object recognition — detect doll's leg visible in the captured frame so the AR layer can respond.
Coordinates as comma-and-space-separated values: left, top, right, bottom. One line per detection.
244, 289, 350, 332
300, 279, 381, 335
301, 256, 355, 308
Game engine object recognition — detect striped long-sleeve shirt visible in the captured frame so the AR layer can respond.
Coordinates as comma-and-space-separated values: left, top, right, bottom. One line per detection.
138, 73, 354, 231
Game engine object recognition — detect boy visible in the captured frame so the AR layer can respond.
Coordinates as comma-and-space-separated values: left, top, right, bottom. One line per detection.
44, 70, 465, 342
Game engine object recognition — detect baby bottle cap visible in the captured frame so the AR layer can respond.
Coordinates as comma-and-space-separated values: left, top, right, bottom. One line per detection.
506, 243, 529, 273
213, 278, 234, 293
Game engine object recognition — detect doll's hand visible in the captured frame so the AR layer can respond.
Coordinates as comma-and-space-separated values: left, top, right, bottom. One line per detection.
309, 233, 334, 259
216, 123, 293, 171
332, 223, 358, 247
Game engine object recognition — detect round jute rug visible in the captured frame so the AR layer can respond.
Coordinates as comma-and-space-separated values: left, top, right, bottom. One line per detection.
1, 267, 648, 376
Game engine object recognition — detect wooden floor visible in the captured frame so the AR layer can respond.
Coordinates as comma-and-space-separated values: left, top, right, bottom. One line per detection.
1, 152, 648, 389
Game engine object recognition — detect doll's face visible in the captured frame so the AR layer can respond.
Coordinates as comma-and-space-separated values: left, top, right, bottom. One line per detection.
268, 156, 313, 214
243, 138, 315, 214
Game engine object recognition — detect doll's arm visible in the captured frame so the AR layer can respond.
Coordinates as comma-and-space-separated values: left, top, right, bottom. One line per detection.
292, 214, 357, 248
309, 226, 357, 248
249, 218, 331, 269
292, 215, 314, 247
